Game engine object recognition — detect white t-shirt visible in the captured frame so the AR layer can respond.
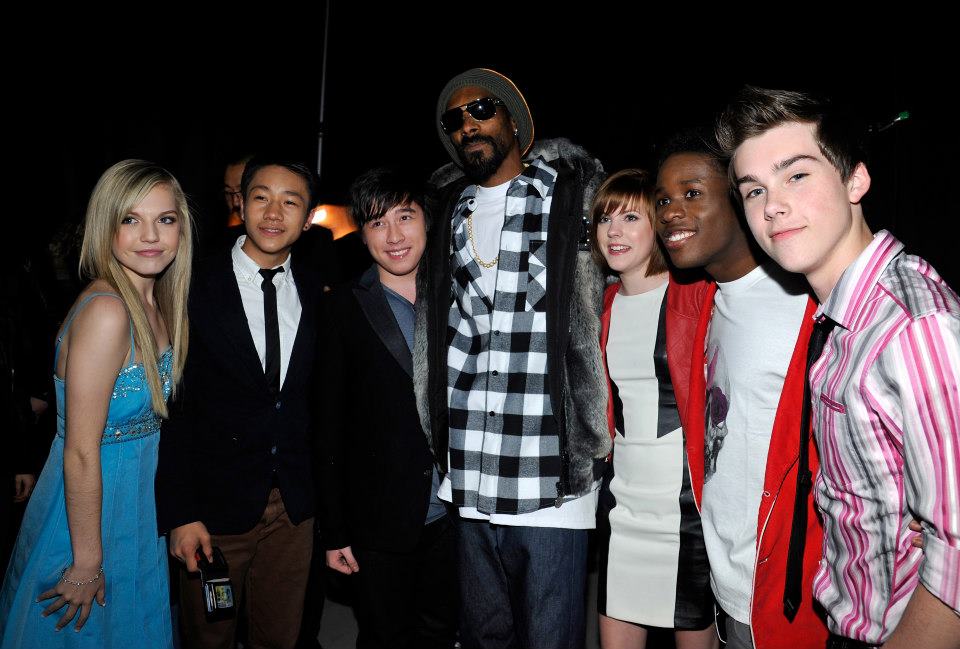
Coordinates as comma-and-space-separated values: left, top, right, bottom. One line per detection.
700, 262, 808, 624
437, 477, 599, 529
468, 180, 509, 299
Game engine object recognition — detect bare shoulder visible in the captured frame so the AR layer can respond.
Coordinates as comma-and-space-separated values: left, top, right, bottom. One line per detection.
65, 289, 130, 363
72, 295, 128, 338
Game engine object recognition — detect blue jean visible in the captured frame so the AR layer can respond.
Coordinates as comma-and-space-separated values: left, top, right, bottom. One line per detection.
457, 520, 588, 649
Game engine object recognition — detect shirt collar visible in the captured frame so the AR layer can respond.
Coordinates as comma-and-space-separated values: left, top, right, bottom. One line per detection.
515, 156, 556, 199
455, 156, 557, 211
381, 283, 414, 309
816, 229, 903, 330
231, 235, 293, 286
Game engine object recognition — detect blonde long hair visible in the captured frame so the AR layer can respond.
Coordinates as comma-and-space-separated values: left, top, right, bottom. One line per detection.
79, 159, 192, 417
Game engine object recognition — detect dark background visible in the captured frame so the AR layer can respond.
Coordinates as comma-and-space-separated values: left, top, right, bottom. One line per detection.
15, 8, 956, 286
7, 9, 955, 649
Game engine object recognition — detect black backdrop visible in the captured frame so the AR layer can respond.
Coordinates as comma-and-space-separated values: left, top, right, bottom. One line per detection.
15, 7, 956, 286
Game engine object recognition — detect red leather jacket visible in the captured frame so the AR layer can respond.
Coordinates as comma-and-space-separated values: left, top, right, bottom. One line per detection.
600, 277, 828, 647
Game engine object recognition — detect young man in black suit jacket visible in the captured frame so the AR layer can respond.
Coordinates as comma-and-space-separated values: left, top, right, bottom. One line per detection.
156, 157, 323, 649
321, 168, 458, 649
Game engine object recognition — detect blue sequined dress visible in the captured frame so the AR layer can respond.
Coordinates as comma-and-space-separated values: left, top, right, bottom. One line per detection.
0, 293, 174, 648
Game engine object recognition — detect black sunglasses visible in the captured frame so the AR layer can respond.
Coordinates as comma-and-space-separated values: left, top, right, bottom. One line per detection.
440, 97, 504, 134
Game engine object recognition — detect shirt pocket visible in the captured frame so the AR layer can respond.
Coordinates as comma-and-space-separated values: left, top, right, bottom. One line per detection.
526, 239, 547, 312
820, 393, 847, 414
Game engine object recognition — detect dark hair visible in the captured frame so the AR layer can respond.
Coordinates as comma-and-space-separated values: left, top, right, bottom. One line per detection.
349, 167, 426, 229
241, 156, 319, 209
589, 169, 668, 277
715, 86, 865, 181
225, 153, 254, 170
657, 126, 727, 174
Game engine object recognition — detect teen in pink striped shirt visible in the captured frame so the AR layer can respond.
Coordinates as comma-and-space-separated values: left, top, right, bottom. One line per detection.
717, 88, 960, 649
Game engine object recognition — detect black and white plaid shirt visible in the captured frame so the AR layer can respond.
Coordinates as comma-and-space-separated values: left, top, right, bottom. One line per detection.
446, 158, 561, 515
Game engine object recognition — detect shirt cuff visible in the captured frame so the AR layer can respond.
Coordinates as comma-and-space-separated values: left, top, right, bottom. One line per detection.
920, 532, 960, 614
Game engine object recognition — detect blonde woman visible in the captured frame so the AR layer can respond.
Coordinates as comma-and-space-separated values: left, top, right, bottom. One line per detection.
0, 160, 191, 648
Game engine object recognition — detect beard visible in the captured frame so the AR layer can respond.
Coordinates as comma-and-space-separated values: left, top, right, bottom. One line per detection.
456, 133, 512, 183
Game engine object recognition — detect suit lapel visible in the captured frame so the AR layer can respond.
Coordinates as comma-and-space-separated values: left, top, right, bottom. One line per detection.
208, 252, 270, 393
355, 266, 413, 379
284, 256, 318, 392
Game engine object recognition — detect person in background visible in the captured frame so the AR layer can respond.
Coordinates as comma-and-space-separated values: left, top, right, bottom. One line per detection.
224, 155, 251, 229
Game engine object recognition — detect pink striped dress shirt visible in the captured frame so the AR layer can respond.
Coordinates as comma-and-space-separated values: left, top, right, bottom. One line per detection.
809, 230, 960, 644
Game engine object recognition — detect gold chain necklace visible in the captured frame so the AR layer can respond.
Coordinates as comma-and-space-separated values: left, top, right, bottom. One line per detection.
466, 213, 498, 268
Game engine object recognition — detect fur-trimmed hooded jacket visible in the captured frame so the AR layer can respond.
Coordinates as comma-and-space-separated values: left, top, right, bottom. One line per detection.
413, 138, 610, 501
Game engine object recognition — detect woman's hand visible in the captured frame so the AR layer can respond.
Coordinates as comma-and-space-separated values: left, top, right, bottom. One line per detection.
12, 474, 36, 502
38, 565, 106, 632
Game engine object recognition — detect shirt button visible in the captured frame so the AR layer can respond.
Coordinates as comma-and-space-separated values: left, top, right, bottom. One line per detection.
275, 401, 281, 410
270, 446, 277, 455
423, 469, 431, 477
762, 490, 771, 498
488, 411, 496, 417
493, 330, 500, 336
491, 370, 499, 376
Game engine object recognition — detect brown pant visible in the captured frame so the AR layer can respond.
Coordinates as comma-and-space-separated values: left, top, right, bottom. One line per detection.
178, 488, 314, 649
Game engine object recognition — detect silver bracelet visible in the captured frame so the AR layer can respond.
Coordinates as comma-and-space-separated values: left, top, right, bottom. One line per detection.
60, 566, 103, 588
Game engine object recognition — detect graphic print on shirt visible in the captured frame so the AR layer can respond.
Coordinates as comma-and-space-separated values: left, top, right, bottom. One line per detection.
704, 347, 729, 482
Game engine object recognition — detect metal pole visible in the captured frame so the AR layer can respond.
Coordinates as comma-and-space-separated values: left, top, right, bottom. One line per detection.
316, 0, 330, 181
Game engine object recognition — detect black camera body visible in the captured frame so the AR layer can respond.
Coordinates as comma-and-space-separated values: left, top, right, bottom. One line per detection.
197, 546, 235, 621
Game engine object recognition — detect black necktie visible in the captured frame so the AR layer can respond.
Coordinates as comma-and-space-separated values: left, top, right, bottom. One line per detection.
784, 314, 837, 620
258, 267, 284, 394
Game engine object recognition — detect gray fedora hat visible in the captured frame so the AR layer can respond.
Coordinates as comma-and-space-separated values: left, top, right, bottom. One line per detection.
435, 68, 534, 165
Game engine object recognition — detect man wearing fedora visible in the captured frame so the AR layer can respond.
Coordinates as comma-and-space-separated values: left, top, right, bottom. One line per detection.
414, 67, 609, 649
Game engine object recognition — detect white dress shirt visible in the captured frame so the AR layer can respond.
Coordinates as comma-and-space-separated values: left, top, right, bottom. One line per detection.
231, 236, 302, 389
